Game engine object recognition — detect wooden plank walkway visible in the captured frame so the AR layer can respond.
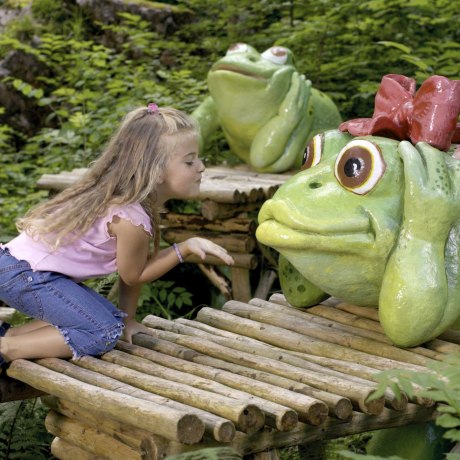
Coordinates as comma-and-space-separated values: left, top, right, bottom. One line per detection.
6, 293, 453, 459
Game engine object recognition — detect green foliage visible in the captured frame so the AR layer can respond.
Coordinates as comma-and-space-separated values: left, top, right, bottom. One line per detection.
371, 354, 460, 441
339, 353, 460, 459
0, 399, 53, 459
85, 271, 196, 321
136, 279, 196, 320
273, 0, 460, 118
165, 446, 242, 460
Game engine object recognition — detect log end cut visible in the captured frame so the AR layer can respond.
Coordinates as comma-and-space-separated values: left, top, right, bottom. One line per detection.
177, 414, 206, 445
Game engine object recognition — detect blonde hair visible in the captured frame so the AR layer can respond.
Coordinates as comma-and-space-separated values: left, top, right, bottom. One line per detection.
18, 106, 198, 252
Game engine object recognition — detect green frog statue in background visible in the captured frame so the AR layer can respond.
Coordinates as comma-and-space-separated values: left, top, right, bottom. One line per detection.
192, 43, 341, 173
257, 74, 460, 348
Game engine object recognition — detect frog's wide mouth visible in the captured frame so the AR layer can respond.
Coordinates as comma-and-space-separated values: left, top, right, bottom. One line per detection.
256, 200, 375, 251
211, 65, 266, 80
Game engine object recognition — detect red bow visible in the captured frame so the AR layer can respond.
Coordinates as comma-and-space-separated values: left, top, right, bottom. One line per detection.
339, 74, 460, 151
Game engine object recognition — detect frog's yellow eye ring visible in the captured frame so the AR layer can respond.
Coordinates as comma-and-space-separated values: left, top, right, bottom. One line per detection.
227, 43, 249, 55
261, 47, 289, 65
301, 134, 323, 170
334, 139, 386, 195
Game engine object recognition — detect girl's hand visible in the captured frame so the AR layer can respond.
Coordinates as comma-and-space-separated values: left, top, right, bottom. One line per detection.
122, 318, 154, 343
180, 237, 234, 265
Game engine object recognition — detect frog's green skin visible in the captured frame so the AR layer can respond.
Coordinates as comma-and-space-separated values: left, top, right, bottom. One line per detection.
192, 44, 341, 173
256, 130, 460, 347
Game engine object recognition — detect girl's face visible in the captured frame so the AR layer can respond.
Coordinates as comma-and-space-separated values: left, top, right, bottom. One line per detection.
157, 133, 204, 202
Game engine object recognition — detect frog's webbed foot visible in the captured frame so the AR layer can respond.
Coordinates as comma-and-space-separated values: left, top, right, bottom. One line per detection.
279, 255, 327, 307
398, 141, 460, 239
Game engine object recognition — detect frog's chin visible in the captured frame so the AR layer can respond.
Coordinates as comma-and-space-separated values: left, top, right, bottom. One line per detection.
256, 219, 375, 253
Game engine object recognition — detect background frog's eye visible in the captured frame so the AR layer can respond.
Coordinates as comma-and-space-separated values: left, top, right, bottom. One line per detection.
226, 43, 249, 55
334, 139, 386, 194
302, 134, 323, 170
261, 46, 289, 65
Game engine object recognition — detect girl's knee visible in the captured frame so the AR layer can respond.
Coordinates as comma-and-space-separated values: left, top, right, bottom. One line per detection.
60, 320, 125, 358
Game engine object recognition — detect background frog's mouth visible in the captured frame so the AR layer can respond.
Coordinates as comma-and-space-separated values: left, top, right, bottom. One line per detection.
211, 65, 266, 80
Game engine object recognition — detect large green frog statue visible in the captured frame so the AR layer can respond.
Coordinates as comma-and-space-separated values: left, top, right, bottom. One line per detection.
192, 43, 342, 173
256, 74, 460, 347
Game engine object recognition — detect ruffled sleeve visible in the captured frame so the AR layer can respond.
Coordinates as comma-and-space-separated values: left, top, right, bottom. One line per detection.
105, 203, 153, 237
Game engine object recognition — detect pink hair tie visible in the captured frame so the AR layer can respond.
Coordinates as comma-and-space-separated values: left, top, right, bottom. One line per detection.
147, 102, 159, 114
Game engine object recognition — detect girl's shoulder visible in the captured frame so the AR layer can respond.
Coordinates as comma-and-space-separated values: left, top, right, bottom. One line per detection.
105, 203, 152, 236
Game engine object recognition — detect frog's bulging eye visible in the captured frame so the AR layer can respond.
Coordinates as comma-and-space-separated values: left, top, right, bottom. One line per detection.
227, 43, 249, 55
334, 140, 386, 194
261, 47, 289, 65
302, 134, 323, 170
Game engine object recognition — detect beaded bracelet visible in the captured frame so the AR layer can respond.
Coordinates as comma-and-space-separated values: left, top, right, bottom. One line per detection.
173, 243, 184, 263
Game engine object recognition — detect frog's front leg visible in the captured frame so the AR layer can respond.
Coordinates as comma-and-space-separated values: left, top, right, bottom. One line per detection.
379, 141, 460, 347
279, 255, 328, 307
250, 72, 312, 173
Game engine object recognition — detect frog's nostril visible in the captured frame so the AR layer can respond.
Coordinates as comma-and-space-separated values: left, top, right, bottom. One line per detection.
309, 182, 321, 189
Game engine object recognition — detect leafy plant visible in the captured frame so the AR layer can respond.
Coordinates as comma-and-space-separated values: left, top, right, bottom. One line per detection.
136, 279, 195, 320
0, 398, 53, 459
339, 353, 460, 459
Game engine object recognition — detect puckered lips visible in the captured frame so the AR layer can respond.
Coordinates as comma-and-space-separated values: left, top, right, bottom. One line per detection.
257, 199, 374, 251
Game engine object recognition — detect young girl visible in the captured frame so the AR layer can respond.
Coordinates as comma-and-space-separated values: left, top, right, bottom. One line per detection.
0, 103, 234, 368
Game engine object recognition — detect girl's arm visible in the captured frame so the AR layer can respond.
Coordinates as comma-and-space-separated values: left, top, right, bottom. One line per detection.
118, 278, 152, 343
111, 217, 234, 286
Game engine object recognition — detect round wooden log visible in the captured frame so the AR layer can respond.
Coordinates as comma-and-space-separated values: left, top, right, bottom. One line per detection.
0, 373, 45, 402
439, 329, 460, 345
46, 410, 143, 460
7, 359, 204, 445
36, 174, 77, 191
141, 319, 384, 415
134, 336, 352, 421
281, 301, 457, 359
198, 182, 246, 203
228, 404, 437, 456
43, 395, 159, 456
105, 347, 303, 430
51, 437, 105, 460
73, 355, 265, 434
161, 213, 257, 234
223, 301, 432, 367
186, 252, 258, 269
147, 315, 424, 409
118, 340, 326, 429
287, 351, 431, 408
162, 228, 256, 253
423, 338, 460, 355
200, 200, 262, 220
190, 307, 424, 373
334, 301, 380, 321
38, 358, 234, 443
197, 264, 232, 300
167, 319, 405, 413
254, 270, 278, 301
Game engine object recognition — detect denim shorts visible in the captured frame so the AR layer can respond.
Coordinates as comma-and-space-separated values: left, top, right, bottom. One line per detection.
0, 247, 125, 358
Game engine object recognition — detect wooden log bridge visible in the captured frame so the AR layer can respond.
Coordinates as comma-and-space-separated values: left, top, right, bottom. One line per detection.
36, 166, 291, 303
6, 294, 455, 460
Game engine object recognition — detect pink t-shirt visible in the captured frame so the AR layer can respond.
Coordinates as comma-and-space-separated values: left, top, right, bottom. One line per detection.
4, 203, 152, 282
